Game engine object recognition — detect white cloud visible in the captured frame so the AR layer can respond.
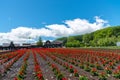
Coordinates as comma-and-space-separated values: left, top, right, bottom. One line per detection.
46, 24, 73, 37
65, 16, 109, 35
0, 16, 109, 44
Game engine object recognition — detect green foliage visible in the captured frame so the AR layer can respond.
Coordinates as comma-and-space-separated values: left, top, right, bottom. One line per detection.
74, 35, 83, 41
56, 26, 120, 47
56, 73, 64, 80
36, 37, 43, 46
65, 40, 81, 47
97, 37, 116, 46
117, 36, 120, 41
79, 75, 88, 80
74, 73, 79, 77
83, 33, 93, 46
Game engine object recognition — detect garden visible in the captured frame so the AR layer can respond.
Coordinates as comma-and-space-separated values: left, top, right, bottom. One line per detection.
0, 48, 120, 80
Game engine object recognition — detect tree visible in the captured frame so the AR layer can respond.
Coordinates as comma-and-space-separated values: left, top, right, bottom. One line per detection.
67, 37, 75, 42
65, 40, 80, 47
83, 33, 93, 46
73, 35, 83, 42
36, 37, 43, 46
56, 26, 120, 47
117, 36, 120, 41
97, 37, 116, 47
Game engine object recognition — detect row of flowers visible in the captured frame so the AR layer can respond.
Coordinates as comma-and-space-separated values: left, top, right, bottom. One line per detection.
43, 50, 88, 80
14, 52, 30, 80
0, 51, 18, 65
50, 63, 67, 80
1, 51, 25, 74
33, 52, 44, 80
3, 48, 119, 80
41, 48, 120, 80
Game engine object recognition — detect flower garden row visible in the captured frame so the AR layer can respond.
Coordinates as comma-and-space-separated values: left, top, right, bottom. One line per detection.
29, 48, 120, 80
0, 48, 120, 80
41, 48, 120, 80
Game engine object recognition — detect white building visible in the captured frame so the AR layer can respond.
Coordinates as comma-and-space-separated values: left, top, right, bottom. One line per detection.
2, 43, 20, 47
2, 43, 10, 47
116, 42, 120, 46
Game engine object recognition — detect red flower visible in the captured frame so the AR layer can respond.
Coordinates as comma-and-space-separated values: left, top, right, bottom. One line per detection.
117, 65, 120, 70
19, 71, 24, 76
62, 78, 68, 80
51, 64, 55, 68
37, 73, 43, 79
109, 62, 113, 66
35, 65, 40, 71
74, 69, 78, 73
70, 65, 73, 69
91, 68, 97, 72
13, 77, 18, 80
105, 66, 111, 71
100, 72, 105, 76
113, 70, 119, 74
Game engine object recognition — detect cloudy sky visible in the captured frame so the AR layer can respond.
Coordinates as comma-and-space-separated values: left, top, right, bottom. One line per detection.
0, 0, 120, 44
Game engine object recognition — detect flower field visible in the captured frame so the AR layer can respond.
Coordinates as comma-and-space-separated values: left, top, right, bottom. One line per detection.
0, 48, 120, 80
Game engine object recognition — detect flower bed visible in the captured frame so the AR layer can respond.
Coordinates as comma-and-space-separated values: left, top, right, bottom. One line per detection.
1, 48, 120, 80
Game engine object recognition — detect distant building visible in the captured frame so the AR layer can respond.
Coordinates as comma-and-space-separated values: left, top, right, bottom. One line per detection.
0, 42, 16, 51
44, 40, 51, 48
14, 44, 20, 47
0, 42, 38, 50
44, 40, 63, 48
2, 43, 10, 47
116, 42, 120, 46
31, 43, 37, 46
2, 43, 20, 47
22, 43, 31, 46
52, 41, 63, 47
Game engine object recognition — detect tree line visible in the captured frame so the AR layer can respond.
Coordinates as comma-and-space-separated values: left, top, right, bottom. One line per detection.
56, 26, 120, 47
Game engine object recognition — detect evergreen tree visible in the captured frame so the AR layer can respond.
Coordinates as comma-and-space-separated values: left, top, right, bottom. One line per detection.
36, 37, 43, 46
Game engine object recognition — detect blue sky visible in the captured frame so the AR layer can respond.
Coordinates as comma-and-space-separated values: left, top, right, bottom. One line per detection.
0, 0, 120, 43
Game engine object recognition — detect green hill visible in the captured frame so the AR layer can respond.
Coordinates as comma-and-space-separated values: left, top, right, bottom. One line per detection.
56, 26, 120, 47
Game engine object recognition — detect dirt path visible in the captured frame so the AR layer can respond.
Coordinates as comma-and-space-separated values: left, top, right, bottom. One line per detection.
24, 52, 35, 80
36, 53, 56, 80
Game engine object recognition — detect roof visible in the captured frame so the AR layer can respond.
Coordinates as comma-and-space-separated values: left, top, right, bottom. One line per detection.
52, 40, 63, 44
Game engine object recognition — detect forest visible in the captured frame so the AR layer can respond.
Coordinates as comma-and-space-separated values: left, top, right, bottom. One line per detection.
56, 26, 120, 47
